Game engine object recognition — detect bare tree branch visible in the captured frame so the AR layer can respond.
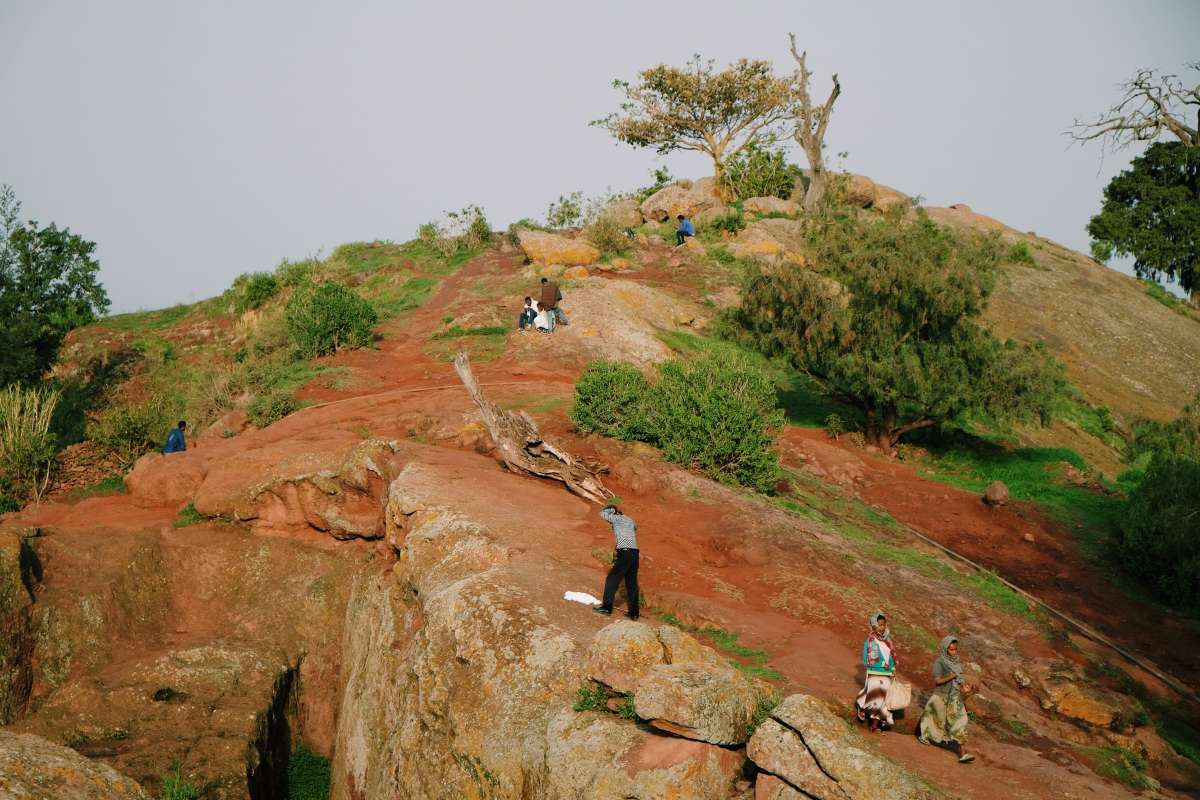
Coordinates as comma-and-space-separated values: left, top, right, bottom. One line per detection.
788, 33, 842, 211
1070, 64, 1200, 150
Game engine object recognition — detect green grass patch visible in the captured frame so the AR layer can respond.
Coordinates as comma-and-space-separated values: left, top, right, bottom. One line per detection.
173, 503, 205, 528
68, 474, 126, 500
287, 745, 331, 800
160, 760, 201, 800
361, 275, 438, 319
432, 325, 509, 340
573, 683, 608, 712
651, 608, 783, 680
1081, 745, 1153, 789
100, 304, 193, 332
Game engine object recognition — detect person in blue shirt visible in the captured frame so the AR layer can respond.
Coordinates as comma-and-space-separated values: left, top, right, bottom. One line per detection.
163, 421, 187, 454
675, 214, 695, 247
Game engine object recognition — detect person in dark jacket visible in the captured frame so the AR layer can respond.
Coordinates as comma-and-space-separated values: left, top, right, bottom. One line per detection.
163, 421, 187, 454
593, 503, 640, 620
540, 277, 568, 330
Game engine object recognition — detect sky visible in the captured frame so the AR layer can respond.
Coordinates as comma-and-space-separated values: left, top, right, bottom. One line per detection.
1, 0, 1197, 313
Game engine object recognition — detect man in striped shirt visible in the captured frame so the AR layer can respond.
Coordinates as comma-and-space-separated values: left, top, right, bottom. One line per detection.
593, 504, 640, 620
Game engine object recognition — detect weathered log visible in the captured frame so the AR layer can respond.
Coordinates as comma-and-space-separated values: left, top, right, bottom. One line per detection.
453, 351, 612, 503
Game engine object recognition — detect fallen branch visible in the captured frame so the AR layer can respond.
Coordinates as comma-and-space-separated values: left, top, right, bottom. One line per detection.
453, 351, 612, 504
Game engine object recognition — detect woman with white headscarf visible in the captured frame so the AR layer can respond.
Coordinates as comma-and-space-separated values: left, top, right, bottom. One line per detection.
918, 635, 975, 763
855, 611, 897, 731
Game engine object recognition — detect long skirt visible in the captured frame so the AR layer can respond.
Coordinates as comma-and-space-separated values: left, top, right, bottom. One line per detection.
918, 692, 968, 748
855, 674, 894, 726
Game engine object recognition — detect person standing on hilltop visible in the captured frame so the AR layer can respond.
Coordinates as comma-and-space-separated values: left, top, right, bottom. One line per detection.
162, 420, 187, 454
855, 611, 898, 731
593, 503, 639, 620
917, 635, 976, 763
675, 214, 695, 247
539, 277, 568, 331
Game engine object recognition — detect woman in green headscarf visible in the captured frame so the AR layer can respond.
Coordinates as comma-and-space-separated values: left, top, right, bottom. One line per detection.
855, 611, 898, 731
917, 635, 975, 763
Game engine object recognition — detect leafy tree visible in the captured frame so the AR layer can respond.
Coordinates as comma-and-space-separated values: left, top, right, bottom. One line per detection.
0, 186, 110, 386
725, 142, 803, 201
1115, 455, 1200, 608
594, 56, 795, 196
1087, 142, 1199, 296
733, 211, 1063, 449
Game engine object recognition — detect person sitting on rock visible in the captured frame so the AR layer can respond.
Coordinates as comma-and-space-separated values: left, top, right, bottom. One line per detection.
518, 296, 537, 332
593, 503, 639, 620
675, 214, 695, 247
917, 635, 976, 763
533, 300, 552, 333
162, 421, 187, 454
540, 277, 568, 330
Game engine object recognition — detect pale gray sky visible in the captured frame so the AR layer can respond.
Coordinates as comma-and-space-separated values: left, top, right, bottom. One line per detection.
2, 1, 1197, 312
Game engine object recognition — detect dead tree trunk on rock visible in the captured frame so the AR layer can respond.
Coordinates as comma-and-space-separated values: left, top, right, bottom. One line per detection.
453, 351, 612, 504
787, 33, 841, 213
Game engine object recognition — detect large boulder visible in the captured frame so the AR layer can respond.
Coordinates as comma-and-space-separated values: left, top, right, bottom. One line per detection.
633, 662, 760, 745
694, 205, 735, 226
756, 773, 810, 800
0, 731, 150, 799
843, 175, 877, 207
605, 197, 644, 227
0, 529, 35, 724
749, 693, 935, 800
747, 719, 848, 800
124, 451, 208, 509
516, 229, 600, 266
729, 218, 808, 262
587, 621, 664, 694
545, 710, 743, 799
743, 196, 801, 216
640, 178, 723, 222
872, 184, 911, 213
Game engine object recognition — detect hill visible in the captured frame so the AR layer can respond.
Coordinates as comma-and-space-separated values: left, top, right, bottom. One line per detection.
2, 178, 1199, 799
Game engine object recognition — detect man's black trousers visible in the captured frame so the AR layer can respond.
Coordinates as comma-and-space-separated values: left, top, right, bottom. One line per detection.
601, 548, 639, 616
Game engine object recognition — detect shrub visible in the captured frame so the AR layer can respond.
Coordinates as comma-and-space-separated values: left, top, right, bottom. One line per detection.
287, 745, 332, 800
275, 256, 319, 287
645, 349, 784, 492
247, 387, 300, 428
724, 142, 802, 200
571, 361, 652, 440
1006, 241, 1036, 266
447, 204, 491, 250
703, 208, 746, 236
1114, 455, 1200, 608
824, 413, 846, 440
86, 400, 172, 468
0, 385, 60, 506
583, 214, 628, 256
547, 192, 584, 228
236, 272, 279, 312
573, 684, 607, 712
285, 281, 378, 357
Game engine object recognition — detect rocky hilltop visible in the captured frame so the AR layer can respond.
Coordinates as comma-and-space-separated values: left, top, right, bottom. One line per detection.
2, 177, 1199, 799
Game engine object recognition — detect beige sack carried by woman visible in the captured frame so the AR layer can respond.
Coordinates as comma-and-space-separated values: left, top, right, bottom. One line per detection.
886, 678, 912, 711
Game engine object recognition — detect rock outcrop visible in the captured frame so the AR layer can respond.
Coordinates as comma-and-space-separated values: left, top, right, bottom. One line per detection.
640, 178, 723, 221
0, 731, 150, 799
747, 694, 934, 800
516, 229, 601, 266
0, 527, 36, 724
743, 196, 800, 216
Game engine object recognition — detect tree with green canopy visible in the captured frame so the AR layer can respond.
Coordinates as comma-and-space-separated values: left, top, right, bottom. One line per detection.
0, 185, 110, 387
1086, 141, 1199, 297
593, 56, 795, 196
732, 211, 1063, 449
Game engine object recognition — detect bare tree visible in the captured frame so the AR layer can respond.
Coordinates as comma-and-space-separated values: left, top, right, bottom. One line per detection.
594, 56, 794, 197
787, 34, 841, 212
1070, 64, 1200, 150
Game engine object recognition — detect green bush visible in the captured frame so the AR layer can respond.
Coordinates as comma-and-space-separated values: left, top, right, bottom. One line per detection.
275, 256, 319, 287
86, 400, 173, 468
247, 387, 300, 428
573, 684, 607, 712
1006, 241, 1036, 266
702, 208, 746, 236
646, 350, 784, 492
724, 142, 802, 200
287, 745, 331, 800
571, 361, 652, 440
237, 272, 279, 311
1113, 455, 1200, 608
547, 192, 584, 228
285, 281, 379, 357
583, 214, 628, 256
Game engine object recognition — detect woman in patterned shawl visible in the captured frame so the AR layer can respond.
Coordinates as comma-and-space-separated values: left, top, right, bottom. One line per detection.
855, 611, 897, 731
918, 635, 976, 763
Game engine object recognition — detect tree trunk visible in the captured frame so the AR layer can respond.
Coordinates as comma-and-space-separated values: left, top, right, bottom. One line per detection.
804, 167, 827, 213
710, 148, 732, 202
453, 351, 612, 504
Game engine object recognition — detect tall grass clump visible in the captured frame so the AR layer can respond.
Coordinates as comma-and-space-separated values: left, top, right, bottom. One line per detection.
285, 281, 379, 358
0, 385, 61, 508
583, 214, 629, 256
